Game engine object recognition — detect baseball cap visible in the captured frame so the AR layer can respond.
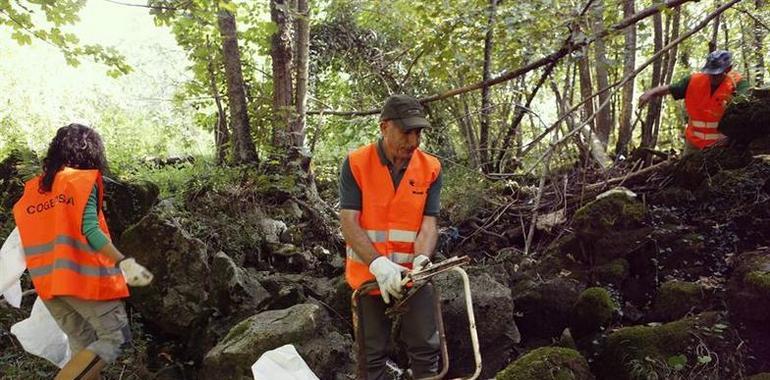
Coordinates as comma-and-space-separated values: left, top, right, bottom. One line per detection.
702, 50, 733, 75
380, 94, 431, 131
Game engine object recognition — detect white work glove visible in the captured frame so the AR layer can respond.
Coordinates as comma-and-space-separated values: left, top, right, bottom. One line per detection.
369, 256, 407, 304
412, 255, 432, 272
119, 258, 154, 287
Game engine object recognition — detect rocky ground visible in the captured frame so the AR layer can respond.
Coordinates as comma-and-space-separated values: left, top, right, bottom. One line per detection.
2, 105, 770, 378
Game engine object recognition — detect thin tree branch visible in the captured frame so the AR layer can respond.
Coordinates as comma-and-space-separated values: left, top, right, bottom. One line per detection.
735, 6, 770, 31
101, 0, 189, 11
524, 0, 742, 173
307, 0, 696, 116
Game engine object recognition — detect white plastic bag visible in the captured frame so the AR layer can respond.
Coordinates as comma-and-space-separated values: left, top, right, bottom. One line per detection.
0, 227, 26, 307
3, 280, 22, 308
251, 344, 320, 380
10, 297, 71, 368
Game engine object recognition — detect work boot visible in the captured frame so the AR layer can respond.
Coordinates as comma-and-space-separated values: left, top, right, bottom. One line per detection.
55, 349, 106, 380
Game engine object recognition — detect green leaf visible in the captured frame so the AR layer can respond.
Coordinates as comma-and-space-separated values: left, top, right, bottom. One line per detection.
667, 354, 687, 371
697, 355, 713, 365
10, 31, 33, 45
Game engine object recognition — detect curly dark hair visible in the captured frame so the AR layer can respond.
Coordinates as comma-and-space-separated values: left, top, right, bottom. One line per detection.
39, 123, 108, 192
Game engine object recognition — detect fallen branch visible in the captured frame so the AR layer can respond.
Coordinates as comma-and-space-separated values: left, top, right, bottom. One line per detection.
584, 159, 673, 193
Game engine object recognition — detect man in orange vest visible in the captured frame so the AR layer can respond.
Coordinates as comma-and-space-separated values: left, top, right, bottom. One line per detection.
12, 124, 153, 380
639, 50, 749, 155
339, 95, 442, 379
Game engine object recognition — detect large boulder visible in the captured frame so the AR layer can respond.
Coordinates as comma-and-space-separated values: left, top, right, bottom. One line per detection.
210, 251, 271, 316
118, 205, 212, 341
103, 177, 158, 237
727, 249, 770, 373
202, 303, 352, 380
594, 312, 742, 380
719, 88, 770, 146
512, 277, 584, 345
433, 269, 519, 378
650, 280, 710, 322
672, 146, 753, 190
572, 191, 646, 240
496, 346, 594, 380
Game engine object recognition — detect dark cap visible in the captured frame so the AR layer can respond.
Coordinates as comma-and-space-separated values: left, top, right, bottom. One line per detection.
380, 94, 430, 131
702, 50, 733, 75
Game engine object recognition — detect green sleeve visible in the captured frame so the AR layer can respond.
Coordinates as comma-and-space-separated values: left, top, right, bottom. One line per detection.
339, 157, 362, 211
423, 169, 442, 217
669, 75, 691, 100
82, 185, 110, 250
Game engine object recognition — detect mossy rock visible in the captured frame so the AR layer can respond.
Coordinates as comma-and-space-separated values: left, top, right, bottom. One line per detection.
573, 193, 646, 238
726, 250, 770, 373
672, 146, 753, 190
727, 250, 770, 324
647, 187, 695, 206
745, 271, 770, 296
202, 303, 352, 380
593, 258, 629, 285
650, 281, 706, 321
594, 312, 736, 380
570, 287, 617, 339
591, 227, 653, 265
720, 92, 770, 143
512, 278, 585, 343
496, 346, 594, 380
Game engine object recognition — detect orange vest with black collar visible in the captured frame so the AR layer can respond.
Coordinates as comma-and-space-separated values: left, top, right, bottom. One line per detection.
344, 143, 441, 290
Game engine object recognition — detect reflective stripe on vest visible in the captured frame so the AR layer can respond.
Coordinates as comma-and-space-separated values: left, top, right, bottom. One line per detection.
23, 234, 99, 257
691, 130, 722, 140
344, 143, 441, 290
346, 246, 414, 265
684, 71, 741, 149
28, 258, 123, 278
12, 168, 129, 300
363, 228, 418, 244
690, 120, 719, 129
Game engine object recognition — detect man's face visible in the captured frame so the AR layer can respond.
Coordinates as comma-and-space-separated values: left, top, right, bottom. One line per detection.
381, 120, 422, 161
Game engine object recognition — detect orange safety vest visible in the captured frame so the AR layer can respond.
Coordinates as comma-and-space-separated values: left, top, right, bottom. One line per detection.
345, 143, 441, 290
12, 168, 129, 300
684, 71, 742, 149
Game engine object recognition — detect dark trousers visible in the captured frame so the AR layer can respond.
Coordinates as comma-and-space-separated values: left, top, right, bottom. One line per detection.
360, 284, 440, 380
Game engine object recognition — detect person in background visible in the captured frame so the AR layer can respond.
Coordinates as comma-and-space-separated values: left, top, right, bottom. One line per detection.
12, 123, 153, 380
639, 50, 749, 155
339, 95, 442, 379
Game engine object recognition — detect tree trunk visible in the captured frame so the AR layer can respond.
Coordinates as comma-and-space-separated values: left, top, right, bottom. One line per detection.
616, 0, 636, 156
592, 0, 612, 148
206, 45, 230, 165
642, 12, 663, 153
479, 0, 498, 173
577, 20, 595, 133
663, 7, 681, 84
293, 0, 310, 156
753, 0, 766, 85
217, 1, 258, 164
270, 0, 294, 151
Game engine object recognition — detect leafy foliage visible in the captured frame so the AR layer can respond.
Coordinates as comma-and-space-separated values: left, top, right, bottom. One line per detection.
0, 0, 131, 76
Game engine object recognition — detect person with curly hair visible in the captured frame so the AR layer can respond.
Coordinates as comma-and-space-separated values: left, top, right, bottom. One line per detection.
12, 123, 153, 380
